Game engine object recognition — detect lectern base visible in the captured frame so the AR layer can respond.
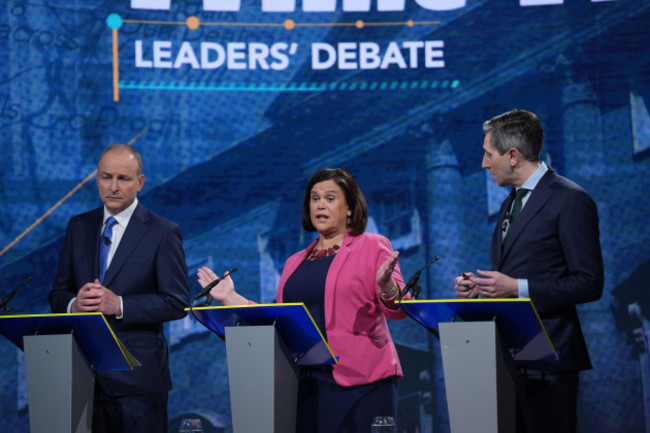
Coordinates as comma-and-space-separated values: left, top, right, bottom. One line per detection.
440, 321, 516, 433
226, 325, 298, 433
24, 334, 94, 433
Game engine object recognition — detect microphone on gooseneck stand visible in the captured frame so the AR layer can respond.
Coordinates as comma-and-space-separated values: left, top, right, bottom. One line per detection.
193, 276, 221, 302
399, 256, 440, 299
188, 268, 238, 343
193, 267, 238, 303
0, 276, 32, 314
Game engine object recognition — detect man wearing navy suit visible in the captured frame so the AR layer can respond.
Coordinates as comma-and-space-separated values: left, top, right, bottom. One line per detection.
454, 109, 604, 433
49, 144, 190, 433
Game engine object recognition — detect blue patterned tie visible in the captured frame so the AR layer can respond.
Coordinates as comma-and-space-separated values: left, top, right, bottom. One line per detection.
99, 217, 117, 283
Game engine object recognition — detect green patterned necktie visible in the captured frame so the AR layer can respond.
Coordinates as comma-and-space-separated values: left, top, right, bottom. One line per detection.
503, 188, 528, 244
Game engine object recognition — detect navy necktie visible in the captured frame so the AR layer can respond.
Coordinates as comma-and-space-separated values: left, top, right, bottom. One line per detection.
503, 188, 528, 244
99, 217, 117, 283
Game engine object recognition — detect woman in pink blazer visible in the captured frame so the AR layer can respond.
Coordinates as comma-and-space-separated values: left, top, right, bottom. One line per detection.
198, 168, 409, 432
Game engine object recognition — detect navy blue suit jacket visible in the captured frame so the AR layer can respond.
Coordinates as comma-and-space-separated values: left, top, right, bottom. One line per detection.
491, 168, 603, 372
49, 203, 190, 396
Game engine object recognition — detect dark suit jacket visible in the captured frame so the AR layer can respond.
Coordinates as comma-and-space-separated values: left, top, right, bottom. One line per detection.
49, 203, 190, 396
491, 168, 603, 372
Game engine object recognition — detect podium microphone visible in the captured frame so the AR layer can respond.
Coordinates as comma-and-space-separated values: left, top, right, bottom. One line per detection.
0, 276, 32, 313
193, 267, 238, 301
400, 256, 440, 299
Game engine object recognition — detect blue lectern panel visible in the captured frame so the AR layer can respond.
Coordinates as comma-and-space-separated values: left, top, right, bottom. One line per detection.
398, 299, 557, 362
187, 303, 337, 366
0, 313, 137, 371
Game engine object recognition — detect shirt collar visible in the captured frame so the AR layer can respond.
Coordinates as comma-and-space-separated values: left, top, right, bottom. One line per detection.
103, 198, 138, 227
520, 161, 548, 192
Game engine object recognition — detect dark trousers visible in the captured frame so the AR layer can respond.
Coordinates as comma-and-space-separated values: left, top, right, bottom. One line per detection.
296, 367, 398, 433
93, 389, 168, 433
515, 369, 579, 433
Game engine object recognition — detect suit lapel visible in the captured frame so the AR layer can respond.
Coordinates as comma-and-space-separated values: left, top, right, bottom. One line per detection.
102, 204, 150, 288
323, 233, 354, 326
494, 189, 516, 263
87, 209, 104, 282
501, 170, 557, 260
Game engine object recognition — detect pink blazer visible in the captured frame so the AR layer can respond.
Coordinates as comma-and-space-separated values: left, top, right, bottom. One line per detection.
277, 232, 408, 387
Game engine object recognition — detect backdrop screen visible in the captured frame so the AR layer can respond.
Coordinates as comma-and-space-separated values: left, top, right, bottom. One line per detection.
1, 1, 649, 431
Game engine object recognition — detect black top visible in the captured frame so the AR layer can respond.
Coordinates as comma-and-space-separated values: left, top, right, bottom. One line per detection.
283, 254, 335, 339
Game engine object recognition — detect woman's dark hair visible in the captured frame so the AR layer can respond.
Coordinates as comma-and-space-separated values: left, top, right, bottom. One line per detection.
301, 168, 368, 236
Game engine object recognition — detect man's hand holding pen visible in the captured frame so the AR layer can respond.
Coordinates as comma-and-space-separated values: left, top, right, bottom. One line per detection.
454, 271, 478, 298
454, 270, 519, 298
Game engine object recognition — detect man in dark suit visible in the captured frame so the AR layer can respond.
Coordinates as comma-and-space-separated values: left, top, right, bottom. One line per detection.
49, 144, 190, 433
454, 109, 604, 433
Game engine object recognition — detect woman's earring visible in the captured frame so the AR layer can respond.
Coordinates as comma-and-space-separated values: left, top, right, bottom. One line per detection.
346, 215, 352, 227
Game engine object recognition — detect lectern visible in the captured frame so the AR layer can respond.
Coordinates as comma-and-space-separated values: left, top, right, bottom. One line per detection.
0, 313, 138, 433
188, 303, 337, 433
398, 299, 557, 433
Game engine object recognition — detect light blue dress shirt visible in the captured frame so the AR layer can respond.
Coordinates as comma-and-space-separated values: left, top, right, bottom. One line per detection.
516, 162, 548, 298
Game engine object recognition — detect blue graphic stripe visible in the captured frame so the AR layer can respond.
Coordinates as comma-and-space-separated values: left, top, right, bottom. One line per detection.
119, 80, 460, 92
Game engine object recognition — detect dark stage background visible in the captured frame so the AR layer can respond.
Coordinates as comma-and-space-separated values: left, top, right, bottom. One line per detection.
1, 0, 649, 432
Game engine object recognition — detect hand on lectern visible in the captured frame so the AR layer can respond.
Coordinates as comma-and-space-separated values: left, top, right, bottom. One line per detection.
454, 272, 478, 299
71, 281, 103, 312
71, 279, 122, 316
472, 269, 518, 298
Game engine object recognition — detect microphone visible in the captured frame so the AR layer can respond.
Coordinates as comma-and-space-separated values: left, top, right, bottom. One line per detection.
102, 236, 112, 246
400, 256, 440, 299
0, 276, 32, 313
193, 267, 238, 301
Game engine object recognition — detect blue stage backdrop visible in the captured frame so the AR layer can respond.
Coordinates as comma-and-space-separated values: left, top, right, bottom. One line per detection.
1, 1, 649, 432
